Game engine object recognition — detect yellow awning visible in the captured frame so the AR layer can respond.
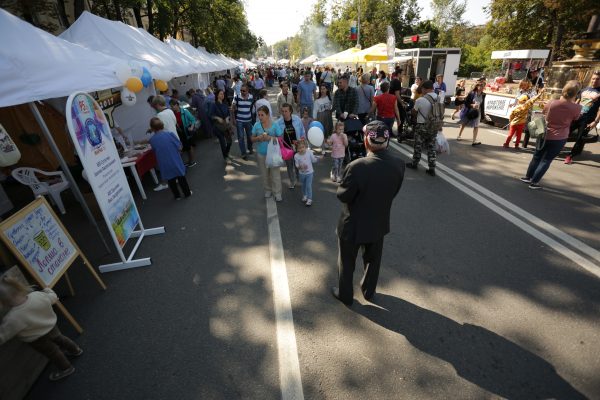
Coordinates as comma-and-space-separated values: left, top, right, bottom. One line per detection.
319, 47, 362, 64
353, 43, 403, 62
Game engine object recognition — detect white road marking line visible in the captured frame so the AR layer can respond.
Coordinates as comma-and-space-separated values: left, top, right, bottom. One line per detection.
390, 142, 600, 279
266, 197, 304, 400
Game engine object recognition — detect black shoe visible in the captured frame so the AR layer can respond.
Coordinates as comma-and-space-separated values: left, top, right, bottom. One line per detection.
187, 161, 197, 168
242, 154, 248, 160
331, 287, 353, 306
248, 149, 254, 154
426, 168, 435, 176
362, 290, 375, 301
405, 161, 418, 169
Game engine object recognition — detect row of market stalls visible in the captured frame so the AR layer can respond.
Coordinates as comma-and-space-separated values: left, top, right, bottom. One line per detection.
0, 8, 239, 248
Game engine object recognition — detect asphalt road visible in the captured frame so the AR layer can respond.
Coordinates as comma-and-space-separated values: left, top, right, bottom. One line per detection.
25, 87, 600, 400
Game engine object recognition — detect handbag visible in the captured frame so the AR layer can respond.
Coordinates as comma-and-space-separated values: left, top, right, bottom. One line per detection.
278, 137, 294, 160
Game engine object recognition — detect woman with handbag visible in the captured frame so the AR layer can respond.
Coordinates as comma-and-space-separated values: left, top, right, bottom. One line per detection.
252, 106, 284, 201
209, 89, 233, 162
313, 84, 333, 137
457, 83, 484, 146
276, 103, 306, 189
169, 99, 197, 167
520, 80, 581, 190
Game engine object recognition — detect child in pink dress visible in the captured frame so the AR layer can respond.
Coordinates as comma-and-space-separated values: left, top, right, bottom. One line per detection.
326, 121, 348, 182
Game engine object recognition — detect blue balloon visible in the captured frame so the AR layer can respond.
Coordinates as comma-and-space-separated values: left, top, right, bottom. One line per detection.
141, 67, 152, 88
309, 121, 324, 132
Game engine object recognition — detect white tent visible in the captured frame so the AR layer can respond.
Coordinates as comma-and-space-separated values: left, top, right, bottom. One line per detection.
197, 47, 229, 71
240, 58, 257, 69
299, 55, 319, 65
166, 38, 220, 73
278, 59, 290, 65
0, 8, 122, 250
0, 9, 123, 107
60, 11, 195, 78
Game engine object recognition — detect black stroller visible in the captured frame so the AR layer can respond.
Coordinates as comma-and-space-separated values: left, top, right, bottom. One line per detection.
344, 117, 366, 163
397, 92, 415, 142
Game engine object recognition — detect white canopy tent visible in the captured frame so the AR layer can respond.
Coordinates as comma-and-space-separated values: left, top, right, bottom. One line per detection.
278, 59, 290, 65
0, 9, 124, 107
299, 54, 319, 65
240, 58, 257, 69
60, 11, 199, 140
0, 8, 129, 251
197, 47, 230, 71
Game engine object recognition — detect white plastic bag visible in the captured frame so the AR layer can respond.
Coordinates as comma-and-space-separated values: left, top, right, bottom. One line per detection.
436, 131, 450, 154
266, 137, 284, 168
0, 123, 21, 167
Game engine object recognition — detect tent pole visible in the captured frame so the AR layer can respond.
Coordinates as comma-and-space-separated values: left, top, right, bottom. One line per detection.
28, 102, 112, 254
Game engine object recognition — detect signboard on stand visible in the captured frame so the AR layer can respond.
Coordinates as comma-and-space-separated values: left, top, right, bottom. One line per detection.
66, 92, 164, 273
0, 197, 107, 332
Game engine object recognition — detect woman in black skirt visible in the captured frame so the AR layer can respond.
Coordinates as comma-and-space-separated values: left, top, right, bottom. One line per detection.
451, 79, 466, 120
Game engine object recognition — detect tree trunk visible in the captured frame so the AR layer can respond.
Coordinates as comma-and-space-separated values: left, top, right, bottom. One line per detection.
146, 0, 154, 34
56, 0, 70, 28
133, 5, 143, 28
554, 23, 564, 61
74, 0, 85, 20
113, 0, 123, 22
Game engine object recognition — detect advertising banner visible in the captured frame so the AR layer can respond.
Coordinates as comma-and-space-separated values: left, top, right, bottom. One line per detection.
66, 92, 139, 248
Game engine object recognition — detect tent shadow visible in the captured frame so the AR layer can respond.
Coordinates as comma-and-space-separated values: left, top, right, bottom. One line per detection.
356, 294, 588, 400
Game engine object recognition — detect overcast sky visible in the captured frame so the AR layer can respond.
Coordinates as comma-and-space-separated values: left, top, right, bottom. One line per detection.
246, 0, 491, 46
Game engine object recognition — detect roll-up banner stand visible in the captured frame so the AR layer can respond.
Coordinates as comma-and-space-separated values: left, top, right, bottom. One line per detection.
66, 92, 164, 273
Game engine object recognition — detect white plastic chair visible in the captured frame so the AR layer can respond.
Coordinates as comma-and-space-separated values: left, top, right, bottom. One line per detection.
11, 168, 70, 214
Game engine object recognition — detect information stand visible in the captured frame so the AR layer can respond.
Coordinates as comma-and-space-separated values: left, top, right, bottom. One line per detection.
0, 197, 107, 333
65, 92, 164, 273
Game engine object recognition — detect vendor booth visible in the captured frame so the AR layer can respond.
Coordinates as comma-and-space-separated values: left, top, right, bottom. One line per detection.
483, 49, 550, 124
299, 54, 319, 66
378, 48, 461, 98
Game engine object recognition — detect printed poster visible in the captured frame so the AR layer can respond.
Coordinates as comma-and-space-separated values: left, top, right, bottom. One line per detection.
1, 200, 77, 287
66, 92, 139, 247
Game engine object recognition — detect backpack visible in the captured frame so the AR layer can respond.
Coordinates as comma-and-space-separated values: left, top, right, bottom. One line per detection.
419, 94, 444, 132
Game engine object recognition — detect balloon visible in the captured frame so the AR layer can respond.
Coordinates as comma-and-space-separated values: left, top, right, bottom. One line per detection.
121, 88, 137, 106
309, 121, 324, 132
115, 63, 131, 83
141, 67, 152, 88
155, 79, 168, 92
307, 127, 324, 147
128, 61, 144, 78
125, 77, 143, 93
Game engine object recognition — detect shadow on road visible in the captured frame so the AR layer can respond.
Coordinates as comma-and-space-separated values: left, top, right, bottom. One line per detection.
356, 294, 588, 400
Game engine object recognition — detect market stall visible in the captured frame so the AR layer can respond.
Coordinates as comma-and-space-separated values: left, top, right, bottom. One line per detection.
483, 49, 549, 124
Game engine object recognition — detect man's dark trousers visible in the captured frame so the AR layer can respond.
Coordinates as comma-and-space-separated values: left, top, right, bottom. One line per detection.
337, 236, 384, 302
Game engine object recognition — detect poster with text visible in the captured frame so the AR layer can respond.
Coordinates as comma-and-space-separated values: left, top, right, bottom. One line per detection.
66, 92, 139, 248
1, 199, 77, 287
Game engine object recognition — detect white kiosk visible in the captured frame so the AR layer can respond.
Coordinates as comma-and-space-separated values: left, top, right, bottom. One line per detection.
483, 49, 550, 125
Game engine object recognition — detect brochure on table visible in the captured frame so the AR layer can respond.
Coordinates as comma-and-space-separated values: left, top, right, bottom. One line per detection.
66, 92, 164, 273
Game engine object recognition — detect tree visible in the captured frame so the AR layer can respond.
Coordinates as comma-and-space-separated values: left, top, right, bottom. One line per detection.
486, 0, 597, 61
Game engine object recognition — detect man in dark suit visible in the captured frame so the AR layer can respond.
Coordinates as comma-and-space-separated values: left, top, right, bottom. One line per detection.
331, 120, 405, 306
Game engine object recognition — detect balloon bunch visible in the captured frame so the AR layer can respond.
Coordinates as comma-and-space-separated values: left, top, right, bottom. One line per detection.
114, 62, 173, 107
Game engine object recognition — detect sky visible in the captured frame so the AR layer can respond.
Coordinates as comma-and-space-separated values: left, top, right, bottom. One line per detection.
245, 0, 491, 46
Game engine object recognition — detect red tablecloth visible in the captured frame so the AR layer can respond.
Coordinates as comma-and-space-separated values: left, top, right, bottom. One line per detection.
134, 150, 157, 178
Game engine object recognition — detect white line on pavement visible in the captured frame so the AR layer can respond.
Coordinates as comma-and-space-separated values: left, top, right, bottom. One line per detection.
266, 197, 304, 400
390, 142, 600, 279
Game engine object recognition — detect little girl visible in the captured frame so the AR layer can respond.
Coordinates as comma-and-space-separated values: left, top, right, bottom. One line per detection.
0, 276, 82, 381
294, 140, 319, 206
326, 121, 348, 183
300, 107, 313, 134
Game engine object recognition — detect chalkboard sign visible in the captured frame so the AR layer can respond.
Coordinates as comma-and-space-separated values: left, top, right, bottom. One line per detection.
1, 197, 83, 287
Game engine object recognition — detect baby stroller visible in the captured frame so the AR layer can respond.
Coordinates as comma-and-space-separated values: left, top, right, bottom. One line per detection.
397, 93, 415, 143
344, 117, 366, 163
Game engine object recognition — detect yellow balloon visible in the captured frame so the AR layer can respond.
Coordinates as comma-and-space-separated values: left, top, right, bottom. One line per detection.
125, 77, 143, 93
155, 79, 168, 92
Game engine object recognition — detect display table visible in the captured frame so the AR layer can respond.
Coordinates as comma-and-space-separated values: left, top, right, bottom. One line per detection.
120, 146, 159, 200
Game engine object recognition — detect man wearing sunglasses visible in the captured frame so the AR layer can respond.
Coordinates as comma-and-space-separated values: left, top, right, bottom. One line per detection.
231, 84, 255, 160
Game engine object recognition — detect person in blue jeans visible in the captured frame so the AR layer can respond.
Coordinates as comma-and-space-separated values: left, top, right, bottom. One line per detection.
297, 71, 317, 116
520, 80, 582, 190
294, 140, 320, 206
231, 85, 254, 160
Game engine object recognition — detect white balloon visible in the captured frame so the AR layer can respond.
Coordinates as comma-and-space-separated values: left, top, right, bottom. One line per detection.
115, 63, 131, 83
121, 88, 137, 106
128, 61, 144, 78
307, 127, 324, 147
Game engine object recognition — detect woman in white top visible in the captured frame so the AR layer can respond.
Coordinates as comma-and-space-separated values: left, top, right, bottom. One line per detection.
313, 84, 333, 136
410, 76, 422, 100
375, 71, 389, 96
253, 89, 272, 117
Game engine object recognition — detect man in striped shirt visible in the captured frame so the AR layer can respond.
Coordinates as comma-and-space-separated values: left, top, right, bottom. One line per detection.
231, 84, 254, 160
